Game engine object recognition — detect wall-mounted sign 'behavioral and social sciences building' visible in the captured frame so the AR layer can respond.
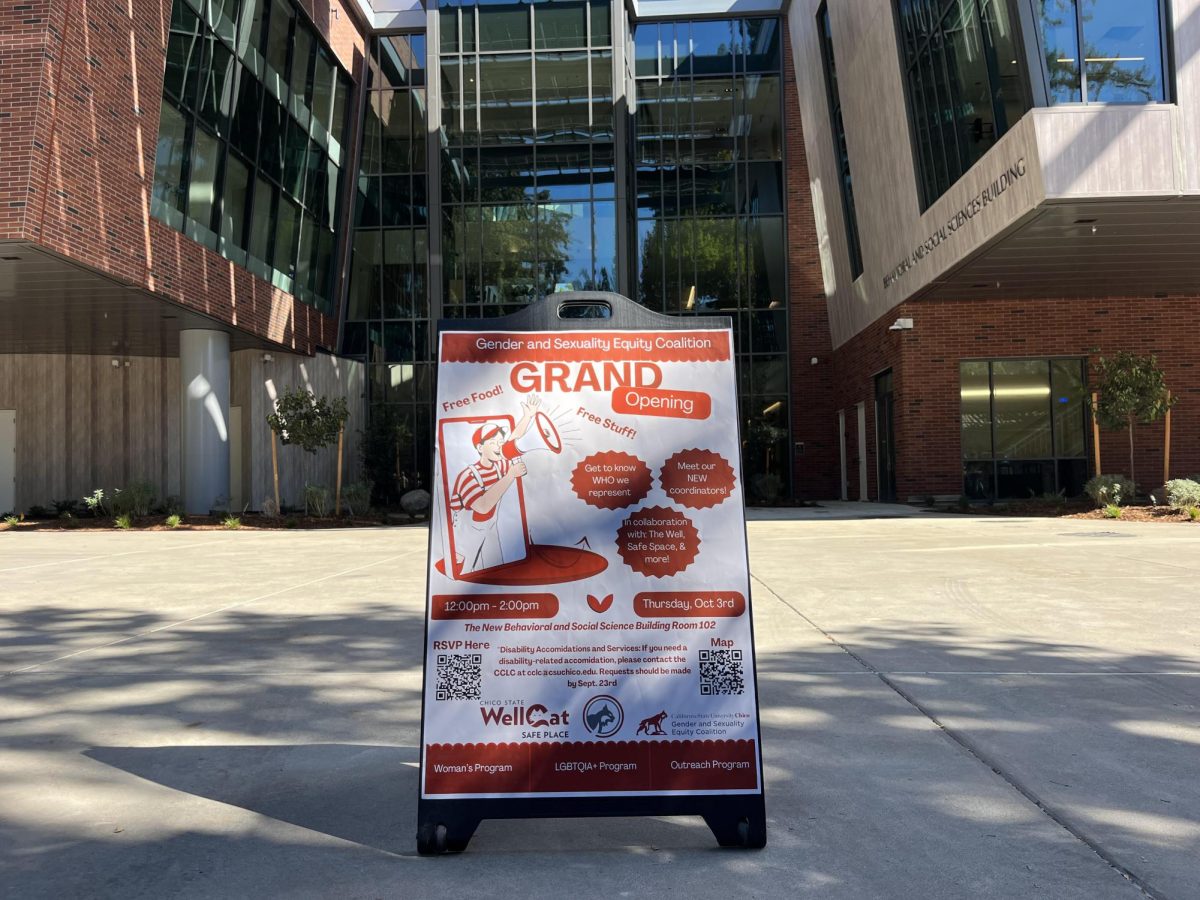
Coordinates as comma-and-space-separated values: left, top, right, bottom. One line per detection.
417, 298, 765, 852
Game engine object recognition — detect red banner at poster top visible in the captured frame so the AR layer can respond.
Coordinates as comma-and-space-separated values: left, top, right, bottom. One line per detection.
440, 331, 732, 364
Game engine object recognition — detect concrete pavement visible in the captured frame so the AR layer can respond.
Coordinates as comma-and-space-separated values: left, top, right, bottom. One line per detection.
1, 514, 1198, 898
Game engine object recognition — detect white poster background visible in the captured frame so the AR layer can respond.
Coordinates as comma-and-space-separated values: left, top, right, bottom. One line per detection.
422, 328, 760, 799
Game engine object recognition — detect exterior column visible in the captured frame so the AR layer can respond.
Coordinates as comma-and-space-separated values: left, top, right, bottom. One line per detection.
179, 329, 231, 515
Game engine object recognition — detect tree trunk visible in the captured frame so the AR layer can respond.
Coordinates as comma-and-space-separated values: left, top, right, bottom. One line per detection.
335, 426, 344, 516
271, 431, 281, 513
1127, 417, 1136, 495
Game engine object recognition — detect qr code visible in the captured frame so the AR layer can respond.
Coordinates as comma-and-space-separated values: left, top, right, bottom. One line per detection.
699, 648, 745, 695
435, 653, 482, 701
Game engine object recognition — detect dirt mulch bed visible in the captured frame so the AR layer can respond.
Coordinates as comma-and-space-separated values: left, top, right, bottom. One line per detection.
1065, 505, 1199, 524
0, 513, 426, 532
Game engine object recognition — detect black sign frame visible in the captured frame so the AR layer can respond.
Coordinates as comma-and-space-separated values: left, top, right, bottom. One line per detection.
416, 291, 767, 854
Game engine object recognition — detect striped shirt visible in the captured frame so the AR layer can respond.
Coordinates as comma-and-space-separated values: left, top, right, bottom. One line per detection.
451, 459, 510, 521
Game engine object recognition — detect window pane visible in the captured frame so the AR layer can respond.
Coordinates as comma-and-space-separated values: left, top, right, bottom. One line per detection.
164, 3, 203, 106
992, 360, 1053, 459
478, 1, 530, 52
187, 127, 221, 230
693, 217, 738, 310
248, 177, 275, 263
265, 0, 292, 77
283, 116, 309, 199
153, 102, 190, 215
440, 4, 459, 52
230, 71, 261, 159
636, 218, 664, 310
692, 77, 736, 162
220, 152, 251, 249
634, 23, 658, 77
593, 199, 615, 291
380, 33, 420, 89
380, 90, 413, 172
289, 25, 314, 104
480, 146, 535, 202
688, 19, 734, 76
479, 54, 532, 143
534, 0, 586, 49
383, 229, 414, 317
534, 144, 590, 201
591, 52, 613, 139
694, 162, 736, 215
536, 52, 590, 142
1051, 359, 1087, 457
960, 360, 992, 460
538, 200, 590, 292
273, 195, 300, 275
259, 98, 286, 180
348, 230, 382, 319
743, 74, 781, 160
199, 37, 235, 134
742, 18, 780, 72
745, 216, 784, 308
480, 204, 537, 305
1082, 0, 1165, 102
590, 0, 610, 46
980, 0, 1026, 130
311, 50, 336, 131
943, 0, 997, 169
1040, 0, 1081, 102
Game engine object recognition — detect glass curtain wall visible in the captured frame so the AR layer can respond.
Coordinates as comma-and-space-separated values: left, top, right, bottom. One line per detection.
1038, 0, 1167, 103
341, 35, 432, 502
439, 0, 617, 316
632, 17, 789, 502
153, 0, 353, 313
960, 358, 1089, 500
895, 0, 1030, 208
817, 4, 863, 279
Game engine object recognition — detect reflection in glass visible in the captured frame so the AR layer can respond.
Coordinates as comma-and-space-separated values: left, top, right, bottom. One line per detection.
1081, 0, 1165, 102
960, 361, 992, 460
188, 128, 221, 230
220, 152, 251, 249
536, 52, 591, 142
534, 0, 586, 49
1051, 359, 1087, 458
477, 1, 530, 52
478, 54, 533, 143
153, 102, 190, 215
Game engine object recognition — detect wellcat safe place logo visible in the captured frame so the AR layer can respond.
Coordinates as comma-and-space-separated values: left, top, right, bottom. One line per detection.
480, 704, 571, 739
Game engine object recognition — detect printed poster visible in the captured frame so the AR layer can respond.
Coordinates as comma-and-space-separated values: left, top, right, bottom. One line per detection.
422, 328, 762, 798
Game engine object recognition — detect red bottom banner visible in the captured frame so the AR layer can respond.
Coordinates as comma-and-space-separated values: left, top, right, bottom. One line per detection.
424, 740, 758, 795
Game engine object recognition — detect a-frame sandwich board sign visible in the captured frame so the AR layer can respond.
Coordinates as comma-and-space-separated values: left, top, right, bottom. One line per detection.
417, 291, 766, 854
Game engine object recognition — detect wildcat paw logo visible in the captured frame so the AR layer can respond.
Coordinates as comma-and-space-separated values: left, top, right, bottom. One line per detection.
582, 694, 623, 738
636, 710, 668, 736
587, 593, 614, 614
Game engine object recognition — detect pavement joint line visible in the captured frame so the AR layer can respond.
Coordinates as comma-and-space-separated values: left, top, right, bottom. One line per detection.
750, 573, 1166, 900
1, 552, 417, 678
0, 536, 240, 573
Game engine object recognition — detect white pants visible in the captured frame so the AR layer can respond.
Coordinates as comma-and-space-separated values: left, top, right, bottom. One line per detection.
461, 516, 503, 573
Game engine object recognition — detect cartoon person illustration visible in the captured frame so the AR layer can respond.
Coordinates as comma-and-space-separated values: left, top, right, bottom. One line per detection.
450, 396, 542, 572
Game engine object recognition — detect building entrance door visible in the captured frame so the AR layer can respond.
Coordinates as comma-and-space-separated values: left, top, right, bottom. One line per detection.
0, 410, 15, 515
875, 371, 896, 502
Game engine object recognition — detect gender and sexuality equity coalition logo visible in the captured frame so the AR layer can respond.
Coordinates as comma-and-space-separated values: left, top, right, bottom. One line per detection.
582, 695, 623, 738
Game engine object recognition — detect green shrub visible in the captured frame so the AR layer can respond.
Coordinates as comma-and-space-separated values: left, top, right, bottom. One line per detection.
1164, 479, 1200, 510
158, 495, 183, 516
260, 497, 280, 519
1103, 504, 1123, 519
304, 483, 331, 517
222, 515, 241, 530
1188, 507, 1200, 521
114, 513, 133, 530
61, 512, 78, 529
165, 513, 182, 528
342, 481, 372, 517
1084, 475, 1136, 508
82, 488, 107, 517
3, 515, 19, 528
25, 504, 50, 519
52, 499, 79, 517
285, 517, 298, 529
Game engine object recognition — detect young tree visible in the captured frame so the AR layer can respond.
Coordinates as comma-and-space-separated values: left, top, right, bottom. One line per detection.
266, 389, 351, 514
1093, 352, 1177, 492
